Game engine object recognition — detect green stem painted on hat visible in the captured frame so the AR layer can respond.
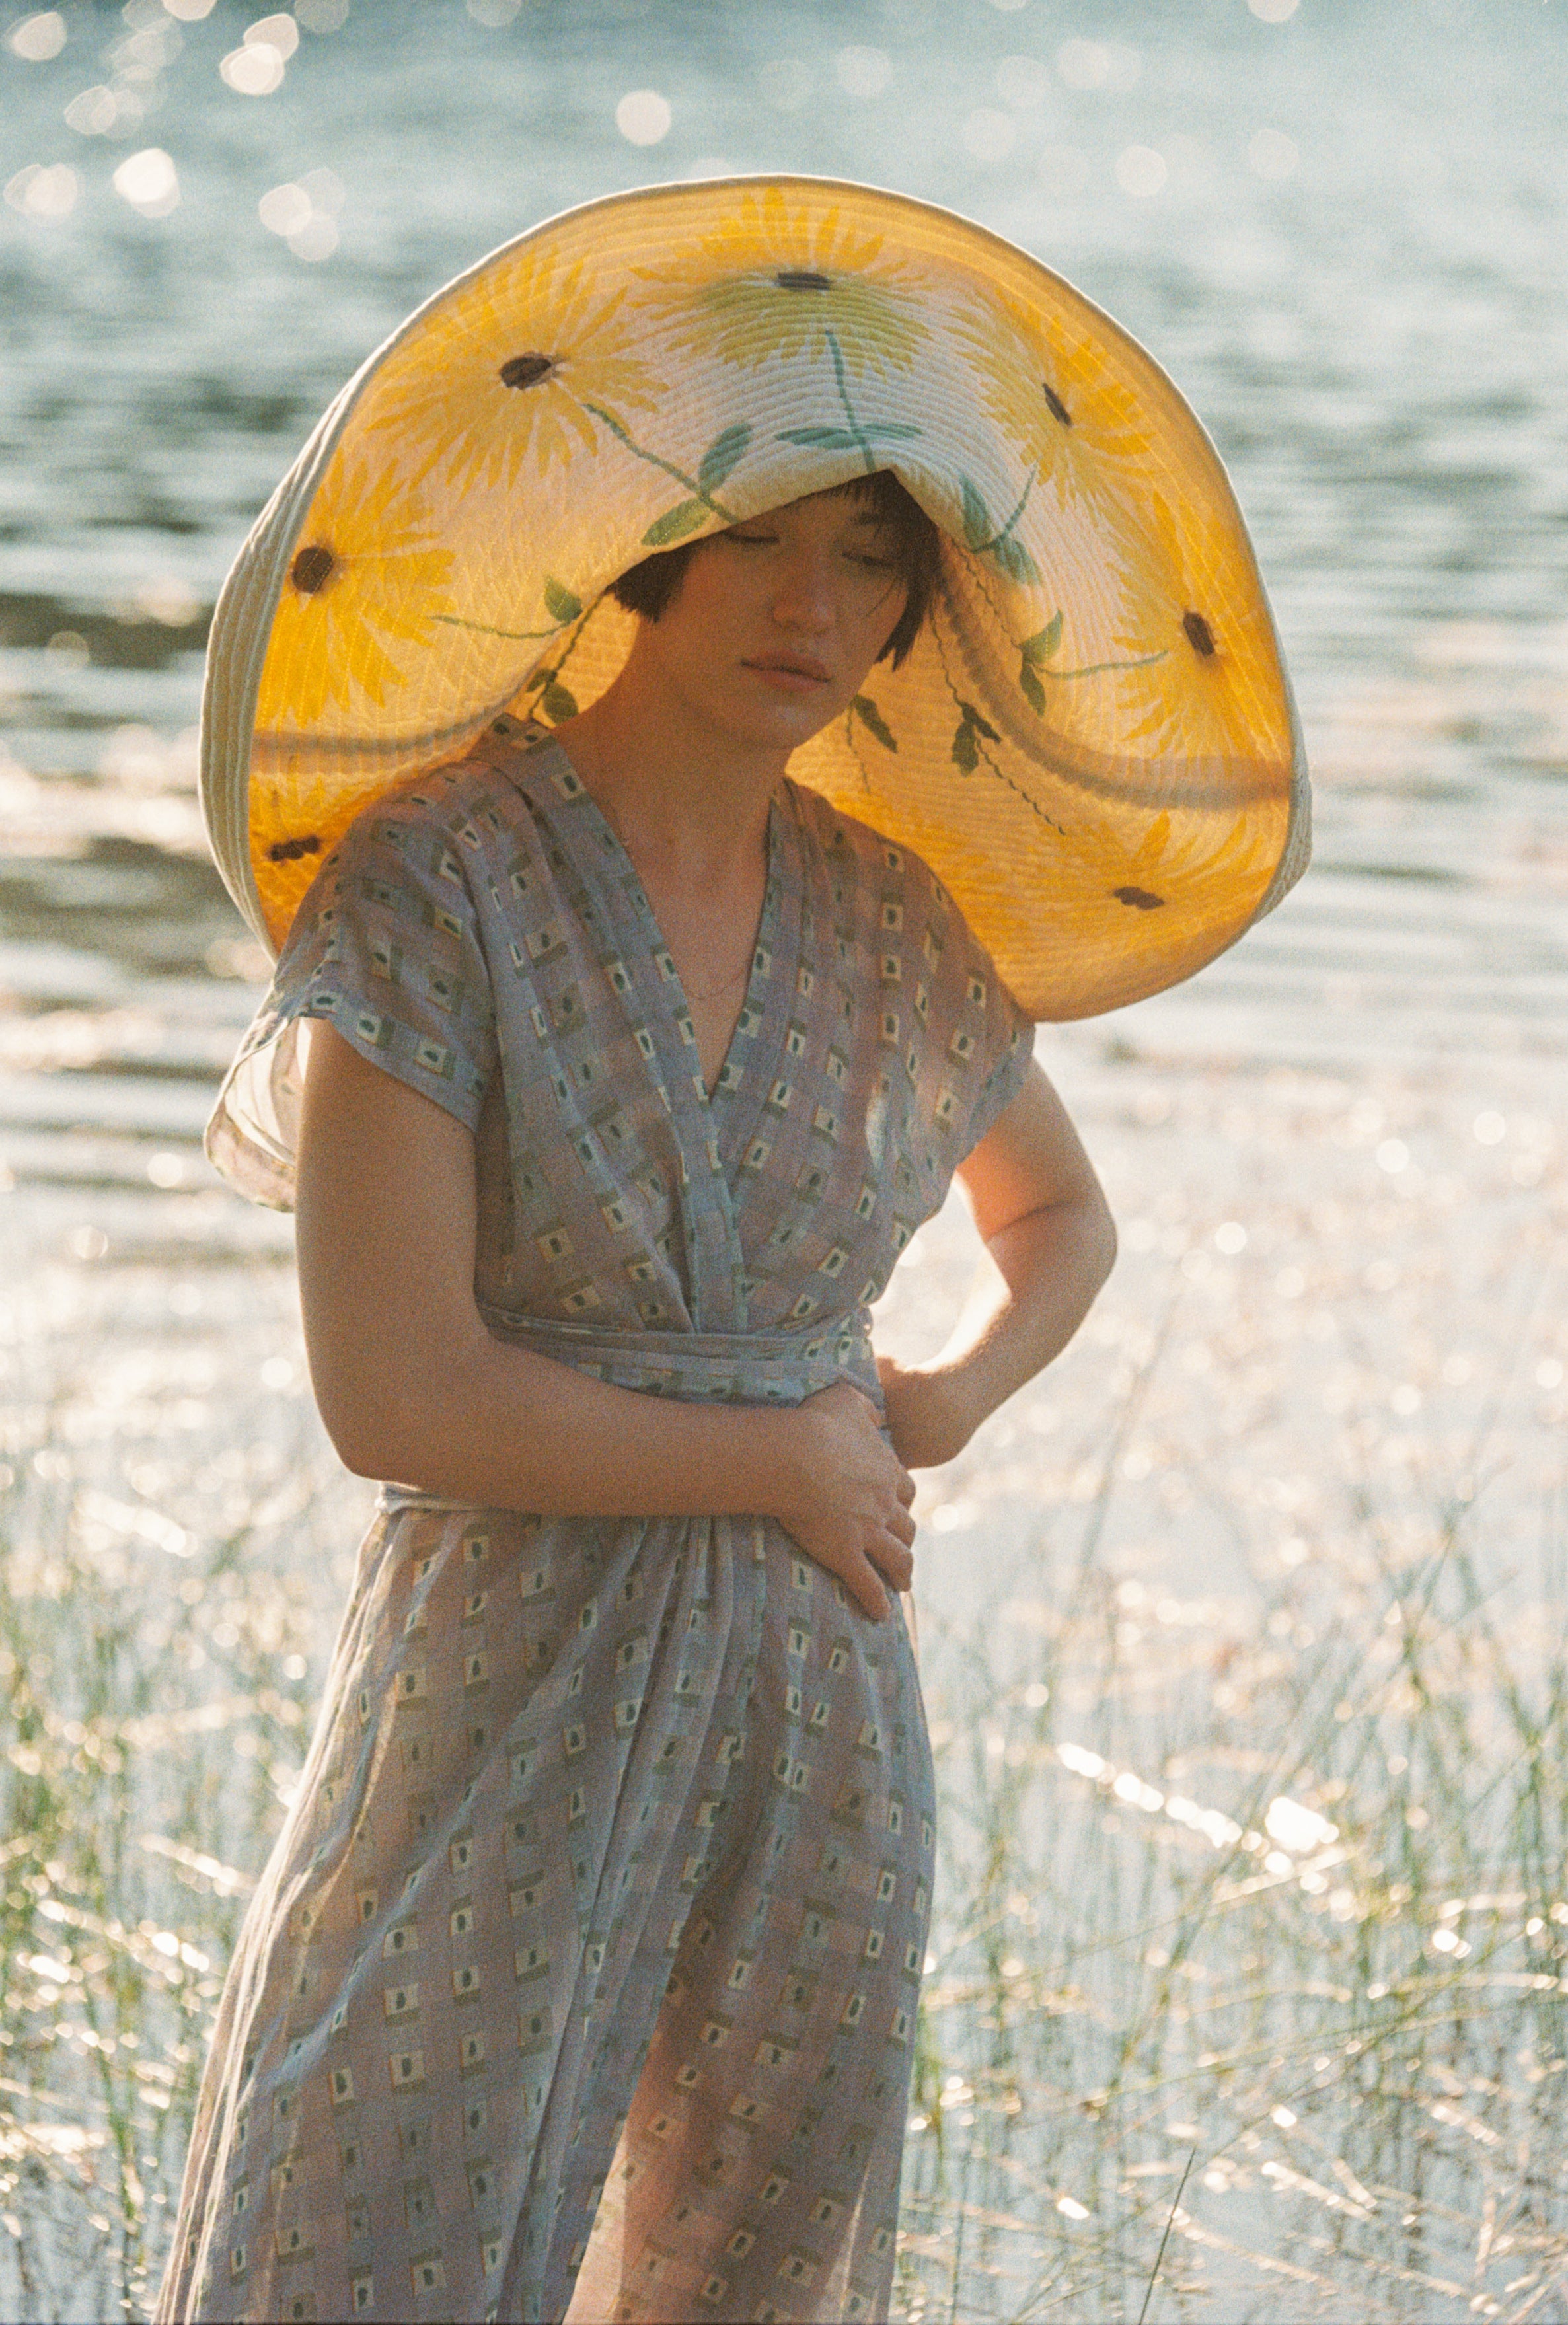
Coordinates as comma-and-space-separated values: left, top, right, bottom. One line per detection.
429, 616, 564, 642
825, 330, 878, 476
1041, 650, 1171, 681
968, 474, 1035, 560
579, 402, 742, 525
930, 625, 1066, 835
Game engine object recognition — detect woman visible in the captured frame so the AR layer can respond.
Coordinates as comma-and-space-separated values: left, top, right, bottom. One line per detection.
161, 179, 1305, 2324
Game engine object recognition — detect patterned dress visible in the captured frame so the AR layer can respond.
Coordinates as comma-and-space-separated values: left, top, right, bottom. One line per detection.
158, 722, 1031, 2325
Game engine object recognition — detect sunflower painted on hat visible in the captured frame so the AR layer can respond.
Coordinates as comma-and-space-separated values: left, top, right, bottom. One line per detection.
637, 186, 926, 386
254, 449, 457, 733
201, 175, 1308, 1017
358, 244, 668, 496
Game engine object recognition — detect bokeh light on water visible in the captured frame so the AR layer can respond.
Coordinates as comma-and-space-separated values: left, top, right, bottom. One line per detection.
2, 1, 1567, 2317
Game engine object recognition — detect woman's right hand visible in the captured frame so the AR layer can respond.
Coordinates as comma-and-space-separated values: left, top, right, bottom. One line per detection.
773, 1380, 917, 1620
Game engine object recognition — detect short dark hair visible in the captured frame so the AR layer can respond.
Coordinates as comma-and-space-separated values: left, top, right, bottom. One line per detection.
607, 470, 942, 669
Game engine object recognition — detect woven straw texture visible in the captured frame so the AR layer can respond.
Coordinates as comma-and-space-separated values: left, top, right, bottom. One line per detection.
202, 175, 1308, 1019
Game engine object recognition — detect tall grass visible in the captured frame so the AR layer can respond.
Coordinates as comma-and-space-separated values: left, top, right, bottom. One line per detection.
0, 1263, 361, 2323
895, 1414, 1568, 2322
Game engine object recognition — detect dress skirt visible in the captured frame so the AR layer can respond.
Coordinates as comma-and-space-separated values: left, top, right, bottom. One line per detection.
156, 1330, 937, 2325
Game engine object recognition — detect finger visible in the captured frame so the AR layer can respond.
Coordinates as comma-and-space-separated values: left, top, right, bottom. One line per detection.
848, 1556, 891, 1620
866, 1531, 915, 1592
888, 1506, 916, 1548
893, 1467, 916, 1508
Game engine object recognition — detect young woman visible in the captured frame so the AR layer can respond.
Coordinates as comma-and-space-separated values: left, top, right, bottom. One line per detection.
159, 178, 1304, 2325
162, 470, 1113, 2325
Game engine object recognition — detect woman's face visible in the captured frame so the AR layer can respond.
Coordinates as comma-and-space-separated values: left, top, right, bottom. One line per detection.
629, 488, 910, 753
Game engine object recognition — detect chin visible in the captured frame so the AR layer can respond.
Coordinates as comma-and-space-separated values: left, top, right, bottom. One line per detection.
712, 690, 839, 753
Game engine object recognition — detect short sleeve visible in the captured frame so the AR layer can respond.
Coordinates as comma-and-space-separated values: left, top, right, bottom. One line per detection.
204, 791, 498, 1210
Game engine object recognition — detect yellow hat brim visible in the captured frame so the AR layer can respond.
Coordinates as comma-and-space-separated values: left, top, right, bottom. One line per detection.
202, 174, 1308, 1019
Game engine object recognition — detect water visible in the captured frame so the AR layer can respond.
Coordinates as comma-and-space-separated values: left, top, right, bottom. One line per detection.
4, 0, 1567, 1224
3, 2, 1568, 2316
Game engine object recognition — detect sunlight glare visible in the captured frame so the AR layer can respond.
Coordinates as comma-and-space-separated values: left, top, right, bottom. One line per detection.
245, 13, 300, 60
112, 147, 178, 217
3, 162, 79, 217
7, 11, 66, 62
616, 89, 671, 146
1265, 1796, 1339, 1855
63, 87, 122, 135
220, 42, 285, 94
1116, 145, 1167, 197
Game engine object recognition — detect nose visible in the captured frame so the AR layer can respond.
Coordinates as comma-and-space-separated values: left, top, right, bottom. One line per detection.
768, 544, 836, 634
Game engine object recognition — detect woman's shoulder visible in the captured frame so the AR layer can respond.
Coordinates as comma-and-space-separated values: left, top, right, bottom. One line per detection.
331, 719, 558, 869
783, 780, 1029, 1037
784, 780, 949, 898
783, 779, 967, 936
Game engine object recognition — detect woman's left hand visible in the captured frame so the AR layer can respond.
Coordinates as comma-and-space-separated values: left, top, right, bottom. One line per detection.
872, 1061, 1119, 1479
876, 1356, 979, 1472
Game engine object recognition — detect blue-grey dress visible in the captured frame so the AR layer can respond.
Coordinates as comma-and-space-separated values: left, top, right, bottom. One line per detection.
158, 721, 1031, 2325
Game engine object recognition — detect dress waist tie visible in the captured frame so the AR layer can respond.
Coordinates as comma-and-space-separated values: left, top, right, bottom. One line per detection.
376, 1306, 881, 1517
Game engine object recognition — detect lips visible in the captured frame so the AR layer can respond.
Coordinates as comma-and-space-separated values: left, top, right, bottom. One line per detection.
745, 653, 831, 683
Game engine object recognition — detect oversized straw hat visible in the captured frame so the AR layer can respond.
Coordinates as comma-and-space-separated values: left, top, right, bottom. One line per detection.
203, 175, 1308, 1018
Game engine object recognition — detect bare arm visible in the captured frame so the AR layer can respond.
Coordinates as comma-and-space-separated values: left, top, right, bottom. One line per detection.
876, 1059, 1116, 1469
295, 1022, 915, 1615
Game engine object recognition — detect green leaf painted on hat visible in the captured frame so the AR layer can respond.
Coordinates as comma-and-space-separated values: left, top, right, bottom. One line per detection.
959, 699, 1000, 743
952, 718, 979, 774
1020, 614, 1064, 666
542, 577, 583, 626
1019, 660, 1045, 716
989, 533, 1041, 587
959, 479, 992, 551
698, 422, 752, 494
541, 677, 578, 721
642, 498, 709, 548
851, 696, 897, 753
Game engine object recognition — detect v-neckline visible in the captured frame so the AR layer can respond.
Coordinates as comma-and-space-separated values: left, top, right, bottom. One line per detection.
539, 737, 792, 1110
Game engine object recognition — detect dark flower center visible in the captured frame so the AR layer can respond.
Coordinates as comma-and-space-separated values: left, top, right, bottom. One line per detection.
290, 544, 336, 594
774, 270, 833, 293
1183, 610, 1216, 657
500, 353, 557, 390
1041, 381, 1072, 426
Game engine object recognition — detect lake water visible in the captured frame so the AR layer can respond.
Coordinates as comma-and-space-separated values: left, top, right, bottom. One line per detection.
3, 3, 1568, 2318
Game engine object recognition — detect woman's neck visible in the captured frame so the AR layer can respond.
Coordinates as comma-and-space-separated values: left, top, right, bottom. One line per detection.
552, 644, 782, 886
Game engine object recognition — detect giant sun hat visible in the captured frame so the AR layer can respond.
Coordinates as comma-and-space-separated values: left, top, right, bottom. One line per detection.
203, 174, 1308, 1020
